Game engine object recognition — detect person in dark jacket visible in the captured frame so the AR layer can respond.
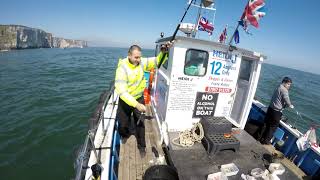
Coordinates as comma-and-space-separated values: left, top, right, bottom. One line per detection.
260, 77, 294, 144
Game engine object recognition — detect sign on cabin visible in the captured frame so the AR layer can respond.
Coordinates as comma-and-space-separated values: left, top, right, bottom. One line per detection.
193, 92, 218, 118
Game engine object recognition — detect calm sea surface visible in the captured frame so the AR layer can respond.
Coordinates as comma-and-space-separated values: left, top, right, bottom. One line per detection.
0, 47, 319, 179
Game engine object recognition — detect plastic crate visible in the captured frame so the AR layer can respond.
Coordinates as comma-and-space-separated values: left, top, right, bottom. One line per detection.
200, 117, 232, 135
202, 134, 240, 155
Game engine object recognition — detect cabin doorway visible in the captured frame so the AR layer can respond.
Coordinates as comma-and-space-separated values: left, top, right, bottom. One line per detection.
152, 46, 172, 123
230, 57, 254, 127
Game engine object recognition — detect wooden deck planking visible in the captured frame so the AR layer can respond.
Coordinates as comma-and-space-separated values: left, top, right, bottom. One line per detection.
144, 124, 153, 172
262, 144, 305, 179
122, 136, 130, 180
118, 106, 165, 180
135, 141, 143, 180
118, 141, 123, 180
129, 136, 136, 180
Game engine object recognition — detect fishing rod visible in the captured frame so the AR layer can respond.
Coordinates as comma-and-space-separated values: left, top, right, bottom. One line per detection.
158, 0, 196, 68
291, 109, 303, 129
290, 109, 320, 130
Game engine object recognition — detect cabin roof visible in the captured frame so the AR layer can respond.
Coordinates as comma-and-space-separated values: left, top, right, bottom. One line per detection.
156, 36, 267, 60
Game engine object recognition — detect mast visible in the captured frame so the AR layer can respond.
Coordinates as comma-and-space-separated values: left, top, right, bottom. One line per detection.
189, 0, 216, 39
192, 2, 202, 38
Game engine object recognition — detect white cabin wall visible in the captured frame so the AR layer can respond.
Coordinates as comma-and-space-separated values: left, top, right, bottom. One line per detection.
164, 40, 243, 131
152, 46, 174, 121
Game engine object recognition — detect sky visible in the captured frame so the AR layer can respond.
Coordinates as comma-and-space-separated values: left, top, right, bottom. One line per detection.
0, 0, 319, 74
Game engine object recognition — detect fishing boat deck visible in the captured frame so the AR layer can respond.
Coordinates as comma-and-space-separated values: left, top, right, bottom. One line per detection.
116, 106, 306, 180
262, 144, 306, 179
168, 129, 304, 180
118, 106, 165, 180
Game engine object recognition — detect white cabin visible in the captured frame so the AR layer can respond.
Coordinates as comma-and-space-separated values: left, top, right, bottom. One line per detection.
151, 36, 264, 142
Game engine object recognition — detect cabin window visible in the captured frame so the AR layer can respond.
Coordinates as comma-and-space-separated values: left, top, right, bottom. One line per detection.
155, 44, 159, 57
184, 49, 208, 76
239, 59, 252, 81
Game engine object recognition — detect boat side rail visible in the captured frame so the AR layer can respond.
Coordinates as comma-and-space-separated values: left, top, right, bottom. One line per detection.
250, 100, 320, 176
251, 100, 309, 140
74, 82, 116, 180
89, 81, 116, 135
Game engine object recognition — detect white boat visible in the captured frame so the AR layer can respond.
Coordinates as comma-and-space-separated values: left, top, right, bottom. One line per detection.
74, 1, 320, 179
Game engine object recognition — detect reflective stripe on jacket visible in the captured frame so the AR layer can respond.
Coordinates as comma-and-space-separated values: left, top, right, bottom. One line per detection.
115, 51, 167, 107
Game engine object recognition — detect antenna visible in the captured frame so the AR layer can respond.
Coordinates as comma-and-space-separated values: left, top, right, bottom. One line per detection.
158, 0, 195, 69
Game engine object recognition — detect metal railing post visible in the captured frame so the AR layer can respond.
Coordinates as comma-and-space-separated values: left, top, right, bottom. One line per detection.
88, 130, 101, 164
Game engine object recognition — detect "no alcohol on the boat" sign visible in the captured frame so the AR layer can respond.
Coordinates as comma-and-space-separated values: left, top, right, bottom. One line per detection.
192, 92, 218, 118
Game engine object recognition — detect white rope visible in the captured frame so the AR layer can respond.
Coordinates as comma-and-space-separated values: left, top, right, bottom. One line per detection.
172, 122, 204, 147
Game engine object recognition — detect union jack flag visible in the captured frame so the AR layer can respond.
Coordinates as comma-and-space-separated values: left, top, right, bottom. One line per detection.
198, 16, 214, 35
240, 0, 266, 28
219, 26, 227, 43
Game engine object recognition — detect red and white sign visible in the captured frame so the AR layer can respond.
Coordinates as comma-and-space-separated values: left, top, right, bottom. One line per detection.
205, 86, 232, 93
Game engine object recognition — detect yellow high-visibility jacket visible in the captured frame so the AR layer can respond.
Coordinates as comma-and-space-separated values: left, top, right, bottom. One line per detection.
115, 51, 168, 107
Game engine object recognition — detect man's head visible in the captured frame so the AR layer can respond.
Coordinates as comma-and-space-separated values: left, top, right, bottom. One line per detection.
128, 45, 142, 66
282, 77, 292, 90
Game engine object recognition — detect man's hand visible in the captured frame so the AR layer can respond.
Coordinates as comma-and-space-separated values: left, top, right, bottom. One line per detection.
289, 105, 294, 109
160, 41, 174, 53
136, 103, 146, 112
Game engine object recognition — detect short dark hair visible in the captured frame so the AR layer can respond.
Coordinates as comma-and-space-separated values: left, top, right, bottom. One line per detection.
128, 45, 141, 54
282, 77, 292, 84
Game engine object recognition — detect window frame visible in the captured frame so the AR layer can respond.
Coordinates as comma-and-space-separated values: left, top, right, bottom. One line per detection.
183, 48, 209, 77
239, 58, 253, 82
156, 43, 170, 70
154, 44, 159, 57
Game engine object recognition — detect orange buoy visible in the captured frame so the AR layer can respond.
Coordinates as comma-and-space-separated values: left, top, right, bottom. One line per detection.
144, 88, 150, 104
144, 68, 155, 105
148, 68, 155, 89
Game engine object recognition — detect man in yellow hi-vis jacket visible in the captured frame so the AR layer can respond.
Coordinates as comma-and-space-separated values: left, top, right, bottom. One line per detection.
115, 44, 170, 156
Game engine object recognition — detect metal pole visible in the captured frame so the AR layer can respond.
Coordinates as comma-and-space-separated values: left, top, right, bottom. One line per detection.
192, 2, 202, 38
228, 0, 249, 46
101, 110, 106, 135
212, 4, 216, 27
158, 0, 195, 69
88, 130, 101, 164
210, 6, 216, 41
172, 0, 195, 41
228, 23, 240, 46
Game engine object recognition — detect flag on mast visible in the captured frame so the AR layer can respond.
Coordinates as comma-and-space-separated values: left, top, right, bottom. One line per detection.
219, 26, 227, 43
234, 29, 240, 44
240, 0, 266, 29
198, 16, 214, 35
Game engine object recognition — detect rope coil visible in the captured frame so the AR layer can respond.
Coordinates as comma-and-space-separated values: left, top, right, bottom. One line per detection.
172, 122, 204, 147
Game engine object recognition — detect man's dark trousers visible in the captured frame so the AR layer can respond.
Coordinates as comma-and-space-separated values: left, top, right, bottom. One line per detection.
116, 96, 146, 148
260, 107, 282, 144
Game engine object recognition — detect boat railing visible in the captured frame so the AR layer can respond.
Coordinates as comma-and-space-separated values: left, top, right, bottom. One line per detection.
250, 100, 320, 176
74, 82, 116, 180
